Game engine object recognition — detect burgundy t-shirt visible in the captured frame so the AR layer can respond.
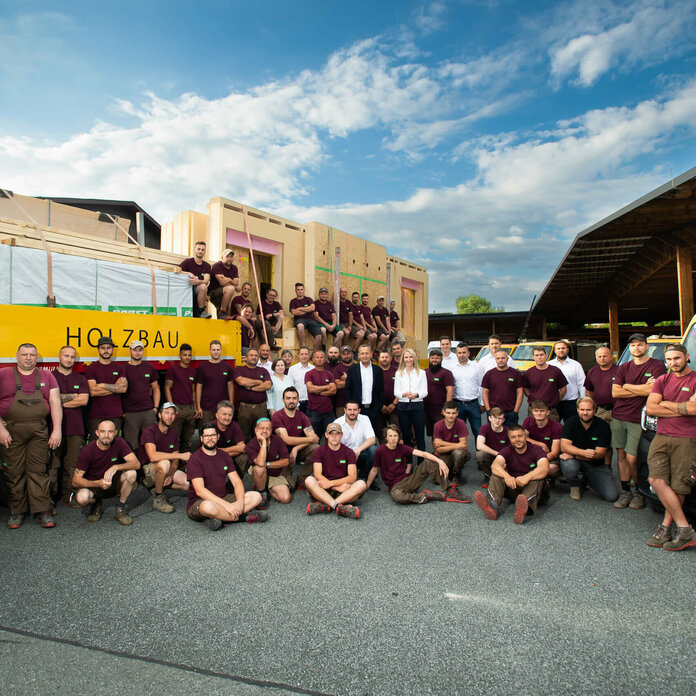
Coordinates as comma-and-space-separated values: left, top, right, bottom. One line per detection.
481, 367, 523, 411
652, 372, 696, 438
351, 303, 365, 324
478, 423, 509, 452
234, 365, 270, 404
138, 424, 179, 465
312, 443, 356, 480
305, 368, 335, 413
497, 443, 546, 477
372, 305, 389, 327
433, 417, 469, 444
53, 370, 89, 437
241, 323, 253, 349
209, 261, 238, 293
289, 297, 315, 316
360, 305, 374, 325
165, 363, 195, 405
339, 299, 353, 324
314, 299, 335, 324
258, 299, 283, 319
84, 361, 127, 419
271, 408, 312, 435
612, 358, 667, 423
186, 448, 235, 510
180, 257, 211, 281
231, 294, 252, 315
424, 368, 454, 417
76, 437, 132, 481
213, 418, 245, 449
521, 365, 567, 407
374, 443, 414, 490
390, 310, 399, 326
331, 362, 350, 408
584, 364, 619, 409
245, 433, 290, 469
0, 368, 58, 418
123, 362, 158, 412
381, 365, 397, 405
522, 416, 563, 448
195, 361, 233, 412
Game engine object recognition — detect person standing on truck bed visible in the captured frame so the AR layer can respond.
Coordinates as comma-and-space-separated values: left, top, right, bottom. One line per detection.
0, 343, 62, 530
84, 336, 127, 440
180, 240, 212, 319
164, 343, 197, 454
195, 340, 234, 425
122, 340, 160, 453
209, 249, 239, 319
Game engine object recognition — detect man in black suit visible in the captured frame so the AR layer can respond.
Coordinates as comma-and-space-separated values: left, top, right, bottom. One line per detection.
345, 344, 383, 435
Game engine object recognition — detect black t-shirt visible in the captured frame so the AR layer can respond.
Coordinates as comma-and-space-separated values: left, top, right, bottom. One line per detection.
561, 415, 611, 450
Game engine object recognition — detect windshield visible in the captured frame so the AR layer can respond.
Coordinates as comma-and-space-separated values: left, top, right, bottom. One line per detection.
477, 346, 512, 361
618, 342, 668, 366
513, 344, 551, 361
684, 323, 696, 368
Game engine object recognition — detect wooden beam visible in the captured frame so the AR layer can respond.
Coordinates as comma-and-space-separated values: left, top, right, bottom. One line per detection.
608, 299, 620, 358
677, 246, 695, 333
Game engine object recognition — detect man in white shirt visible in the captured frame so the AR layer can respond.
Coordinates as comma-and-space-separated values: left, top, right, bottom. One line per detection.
451, 342, 484, 438
287, 346, 314, 414
548, 340, 586, 423
258, 343, 274, 372
439, 336, 458, 371
333, 400, 378, 490
477, 335, 515, 374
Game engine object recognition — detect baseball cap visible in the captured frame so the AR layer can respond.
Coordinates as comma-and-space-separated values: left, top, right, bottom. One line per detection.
627, 333, 647, 343
160, 402, 179, 411
319, 287, 328, 293
97, 336, 114, 347
129, 340, 144, 349
341, 346, 353, 353
377, 295, 385, 300
222, 249, 234, 257
326, 423, 343, 434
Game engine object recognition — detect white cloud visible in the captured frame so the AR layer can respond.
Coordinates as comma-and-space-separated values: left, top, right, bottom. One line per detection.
413, 1, 447, 34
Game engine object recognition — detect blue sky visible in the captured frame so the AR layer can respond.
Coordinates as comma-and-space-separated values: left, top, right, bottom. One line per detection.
2, 0, 695, 312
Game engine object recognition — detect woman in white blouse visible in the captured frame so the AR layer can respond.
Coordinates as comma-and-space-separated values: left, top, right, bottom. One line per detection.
393, 348, 428, 457
266, 358, 295, 415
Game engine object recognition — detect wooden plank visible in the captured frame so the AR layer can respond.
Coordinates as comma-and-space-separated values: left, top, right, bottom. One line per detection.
677, 246, 695, 333
608, 299, 620, 357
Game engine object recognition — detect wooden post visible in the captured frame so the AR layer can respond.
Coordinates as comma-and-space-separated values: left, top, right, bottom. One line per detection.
608, 299, 620, 358
677, 246, 695, 334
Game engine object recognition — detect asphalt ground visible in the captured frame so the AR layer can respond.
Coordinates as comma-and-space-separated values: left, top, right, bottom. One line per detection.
1, 427, 695, 695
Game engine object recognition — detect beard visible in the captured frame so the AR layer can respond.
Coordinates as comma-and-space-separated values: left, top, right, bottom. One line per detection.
327, 356, 339, 366
429, 363, 442, 373
202, 443, 217, 452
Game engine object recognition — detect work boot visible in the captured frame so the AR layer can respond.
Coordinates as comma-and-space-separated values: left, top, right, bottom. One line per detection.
205, 518, 223, 531
152, 493, 175, 514
306, 502, 331, 515
36, 511, 56, 528
569, 486, 582, 501
87, 500, 103, 522
646, 524, 672, 548
445, 484, 472, 503
245, 511, 270, 523
7, 513, 24, 530
474, 490, 498, 520
335, 504, 360, 519
422, 489, 446, 502
513, 494, 529, 525
114, 505, 133, 526
614, 490, 633, 509
629, 492, 645, 509
663, 525, 696, 552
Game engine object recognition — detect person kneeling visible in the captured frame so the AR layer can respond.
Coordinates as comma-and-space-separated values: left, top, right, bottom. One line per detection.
186, 423, 268, 530
305, 422, 367, 518
366, 424, 470, 504
246, 418, 293, 505
474, 425, 549, 524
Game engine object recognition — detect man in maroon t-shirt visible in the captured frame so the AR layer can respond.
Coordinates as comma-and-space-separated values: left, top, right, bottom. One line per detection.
475, 407, 509, 481
389, 299, 405, 344
234, 348, 271, 439
164, 343, 197, 453
49, 345, 89, 507
213, 400, 249, 478
338, 286, 364, 349
84, 335, 127, 440
305, 349, 337, 439
481, 350, 524, 426
139, 403, 190, 513
523, 400, 563, 479
372, 296, 392, 346
246, 418, 292, 504
366, 423, 467, 504
195, 340, 234, 424
391, 339, 404, 368
290, 282, 323, 350
433, 401, 470, 484
122, 340, 160, 452
611, 333, 667, 509
179, 240, 212, 318
583, 346, 618, 468
256, 287, 284, 348
332, 346, 353, 417
73, 419, 139, 526
359, 293, 380, 351
186, 423, 267, 530
304, 422, 367, 518
521, 347, 567, 420
314, 287, 345, 348
424, 350, 455, 436
209, 249, 239, 319
231, 282, 255, 326
377, 350, 398, 438
474, 425, 549, 524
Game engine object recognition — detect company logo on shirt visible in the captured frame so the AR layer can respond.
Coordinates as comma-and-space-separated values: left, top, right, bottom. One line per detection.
548, 378, 555, 382
591, 436, 598, 441
395, 458, 402, 463
112, 371, 119, 375
645, 373, 652, 377
111, 457, 117, 462
339, 459, 347, 464
74, 385, 80, 389
508, 377, 514, 381
682, 387, 691, 392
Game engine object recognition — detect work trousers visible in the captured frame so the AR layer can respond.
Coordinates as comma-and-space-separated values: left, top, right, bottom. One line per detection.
440, 449, 471, 482
123, 409, 156, 452
171, 403, 196, 453
389, 460, 449, 504
488, 475, 544, 513
560, 458, 619, 502
49, 434, 83, 502
295, 443, 320, 484
237, 402, 269, 441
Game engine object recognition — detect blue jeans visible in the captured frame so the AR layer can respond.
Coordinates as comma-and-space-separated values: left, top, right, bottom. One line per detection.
560, 458, 619, 502
503, 410, 519, 427
457, 400, 481, 438
307, 410, 334, 442
397, 402, 426, 462
357, 445, 377, 478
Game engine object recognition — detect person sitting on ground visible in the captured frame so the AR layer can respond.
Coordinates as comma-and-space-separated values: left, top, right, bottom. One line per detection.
305, 422, 367, 519
333, 400, 378, 489
474, 425, 549, 524
186, 423, 268, 531
475, 407, 509, 483
73, 419, 140, 526
138, 403, 190, 513
246, 417, 293, 505
522, 400, 563, 480
212, 400, 249, 479
432, 401, 471, 484
366, 424, 470, 504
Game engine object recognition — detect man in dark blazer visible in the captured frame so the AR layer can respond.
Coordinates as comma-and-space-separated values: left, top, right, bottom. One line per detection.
345, 344, 384, 435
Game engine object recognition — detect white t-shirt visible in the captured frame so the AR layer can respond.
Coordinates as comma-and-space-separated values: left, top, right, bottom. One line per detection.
288, 362, 314, 402
333, 414, 375, 449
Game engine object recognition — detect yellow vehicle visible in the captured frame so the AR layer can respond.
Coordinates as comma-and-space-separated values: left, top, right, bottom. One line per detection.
475, 343, 516, 363
0, 305, 242, 371
510, 341, 556, 372
684, 321, 696, 366
617, 334, 680, 366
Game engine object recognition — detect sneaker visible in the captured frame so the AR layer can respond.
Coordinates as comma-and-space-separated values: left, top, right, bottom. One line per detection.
613, 491, 633, 509
87, 500, 103, 522
199, 312, 212, 319
335, 503, 360, 519
629, 492, 645, 509
205, 518, 223, 531
257, 491, 270, 510
474, 490, 498, 520
306, 502, 331, 515
36, 511, 56, 528
445, 485, 472, 504
7, 513, 24, 530
417, 494, 429, 504
569, 486, 582, 501
646, 524, 672, 548
114, 505, 133, 526
152, 493, 175, 514
663, 525, 696, 552
50, 501, 58, 516
513, 494, 529, 525
422, 489, 446, 502
246, 511, 270, 523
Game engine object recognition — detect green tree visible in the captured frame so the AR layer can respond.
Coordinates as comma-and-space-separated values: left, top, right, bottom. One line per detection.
456, 294, 504, 314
